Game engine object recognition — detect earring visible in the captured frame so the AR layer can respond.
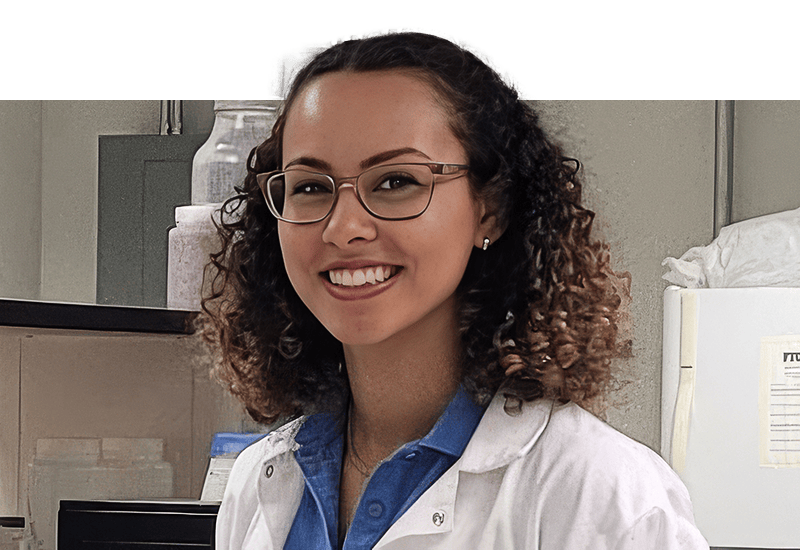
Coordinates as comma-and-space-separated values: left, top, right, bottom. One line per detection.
482, 237, 491, 251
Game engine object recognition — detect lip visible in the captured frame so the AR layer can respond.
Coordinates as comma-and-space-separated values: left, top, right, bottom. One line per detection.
321, 266, 401, 301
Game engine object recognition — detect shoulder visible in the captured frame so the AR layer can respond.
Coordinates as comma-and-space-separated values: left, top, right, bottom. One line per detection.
535, 402, 683, 494
462, 398, 707, 548
215, 417, 306, 549
227, 417, 305, 485
518, 401, 706, 547
511, 402, 691, 509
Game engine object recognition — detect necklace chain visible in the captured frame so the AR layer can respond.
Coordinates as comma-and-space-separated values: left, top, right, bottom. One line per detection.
346, 412, 372, 478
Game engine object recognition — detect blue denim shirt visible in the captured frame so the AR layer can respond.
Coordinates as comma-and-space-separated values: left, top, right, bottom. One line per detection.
283, 386, 486, 549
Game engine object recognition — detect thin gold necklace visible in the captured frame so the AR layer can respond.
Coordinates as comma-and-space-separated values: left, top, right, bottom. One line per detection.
345, 406, 372, 478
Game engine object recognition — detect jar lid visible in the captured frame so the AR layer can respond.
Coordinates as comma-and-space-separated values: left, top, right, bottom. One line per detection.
175, 204, 219, 225
214, 100, 278, 112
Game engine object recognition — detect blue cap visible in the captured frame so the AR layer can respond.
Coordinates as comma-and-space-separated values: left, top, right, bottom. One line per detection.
210, 433, 266, 457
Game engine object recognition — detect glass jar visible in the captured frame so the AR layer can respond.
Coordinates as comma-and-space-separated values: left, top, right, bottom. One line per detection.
191, 100, 279, 204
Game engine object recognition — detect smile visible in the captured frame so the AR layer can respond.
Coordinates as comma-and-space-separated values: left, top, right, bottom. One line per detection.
327, 265, 398, 287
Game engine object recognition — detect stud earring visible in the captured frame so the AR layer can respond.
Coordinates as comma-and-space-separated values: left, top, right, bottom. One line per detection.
482, 237, 491, 251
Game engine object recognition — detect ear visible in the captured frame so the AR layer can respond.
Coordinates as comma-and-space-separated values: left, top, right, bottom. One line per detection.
474, 199, 507, 250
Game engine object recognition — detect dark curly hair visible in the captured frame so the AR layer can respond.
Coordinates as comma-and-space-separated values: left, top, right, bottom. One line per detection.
200, 32, 630, 424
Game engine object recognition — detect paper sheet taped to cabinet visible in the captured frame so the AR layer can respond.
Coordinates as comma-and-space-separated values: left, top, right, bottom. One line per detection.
760, 335, 800, 467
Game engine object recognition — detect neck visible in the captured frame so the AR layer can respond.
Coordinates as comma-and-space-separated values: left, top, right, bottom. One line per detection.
343, 301, 462, 461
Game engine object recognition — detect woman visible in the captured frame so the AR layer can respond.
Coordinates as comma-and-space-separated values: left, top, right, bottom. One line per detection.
202, 32, 708, 549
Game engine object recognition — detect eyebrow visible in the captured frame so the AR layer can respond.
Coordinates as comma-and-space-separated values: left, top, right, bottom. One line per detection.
284, 147, 432, 172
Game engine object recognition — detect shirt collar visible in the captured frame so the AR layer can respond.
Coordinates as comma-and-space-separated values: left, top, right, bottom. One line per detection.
415, 385, 487, 457
293, 411, 343, 451
292, 385, 486, 461
252, 395, 559, 490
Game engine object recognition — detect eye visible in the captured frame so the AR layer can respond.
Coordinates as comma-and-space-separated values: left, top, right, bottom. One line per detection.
288, 179, 333, 196
374, 174, 421, 191
295, 183, 324, 194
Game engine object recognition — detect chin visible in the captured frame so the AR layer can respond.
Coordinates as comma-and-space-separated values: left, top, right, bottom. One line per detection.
328, 329, 390, 348
323, 319, 402, 348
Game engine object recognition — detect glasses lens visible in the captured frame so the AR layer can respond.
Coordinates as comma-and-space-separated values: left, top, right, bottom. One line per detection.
268, 170, 335, 222
359, 164, 434, 219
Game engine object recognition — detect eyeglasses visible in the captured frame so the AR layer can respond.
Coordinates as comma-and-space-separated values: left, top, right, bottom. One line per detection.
256, 162, 469, 224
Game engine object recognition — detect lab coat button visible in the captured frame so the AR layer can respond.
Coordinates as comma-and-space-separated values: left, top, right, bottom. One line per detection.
432, 511, 445, 526
264, 464, 274, 478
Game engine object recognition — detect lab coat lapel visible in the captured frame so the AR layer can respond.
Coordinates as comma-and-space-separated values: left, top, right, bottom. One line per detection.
374, 397, 555, 547
254, 418, 306, 550
374, 460, 460, 547
459, 397, 555, 474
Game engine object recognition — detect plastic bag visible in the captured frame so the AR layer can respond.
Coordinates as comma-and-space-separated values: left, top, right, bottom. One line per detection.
662, 206, 800, 288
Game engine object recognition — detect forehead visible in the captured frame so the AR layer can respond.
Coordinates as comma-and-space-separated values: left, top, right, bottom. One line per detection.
281, 71, 461, 168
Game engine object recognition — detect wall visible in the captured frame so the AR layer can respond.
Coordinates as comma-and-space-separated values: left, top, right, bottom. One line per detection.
0, 100, 215, 305
0, 102, 42, 300
39, 101, 161, 303
533, 101, 716, 449
731, 101, 800, 223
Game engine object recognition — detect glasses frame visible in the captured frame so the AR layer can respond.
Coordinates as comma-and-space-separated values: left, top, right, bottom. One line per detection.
256, 161, 470, 224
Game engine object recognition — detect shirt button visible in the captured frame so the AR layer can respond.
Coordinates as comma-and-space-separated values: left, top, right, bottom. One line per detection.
264, 464, 274, 478
432, 511, 445, 526
404, 451, 418, 460
367, 501, 384, 518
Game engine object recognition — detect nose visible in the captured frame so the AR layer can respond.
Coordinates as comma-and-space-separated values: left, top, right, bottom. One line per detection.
321, 183, 378, 247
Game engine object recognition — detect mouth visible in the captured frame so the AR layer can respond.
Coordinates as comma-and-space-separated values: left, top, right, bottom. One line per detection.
325, 265, 399, 287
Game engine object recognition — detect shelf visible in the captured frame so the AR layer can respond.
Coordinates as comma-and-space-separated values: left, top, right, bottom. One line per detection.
0, 299, 197, 334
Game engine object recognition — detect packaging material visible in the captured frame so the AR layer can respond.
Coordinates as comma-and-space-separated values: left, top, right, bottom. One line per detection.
28, 438, 173, 550
662, 207, 800, 288
200, 433, 265, 501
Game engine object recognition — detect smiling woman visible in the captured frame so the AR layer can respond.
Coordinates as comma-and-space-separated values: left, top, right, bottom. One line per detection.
277, 72, 491, 352
199, 33, 709, 549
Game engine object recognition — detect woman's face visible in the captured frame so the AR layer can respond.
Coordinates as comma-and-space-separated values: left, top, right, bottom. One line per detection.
279, 70, 492, 348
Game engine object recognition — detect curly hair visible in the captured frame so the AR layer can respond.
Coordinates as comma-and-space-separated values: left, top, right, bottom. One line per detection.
200, 32, 630, 424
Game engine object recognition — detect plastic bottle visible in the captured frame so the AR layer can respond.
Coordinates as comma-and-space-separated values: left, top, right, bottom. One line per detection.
167, 205, 221, 311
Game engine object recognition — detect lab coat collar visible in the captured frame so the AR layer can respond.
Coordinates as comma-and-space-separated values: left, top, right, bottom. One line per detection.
259, 393, 554, 474
459, 395, 555, 474
252, 396, 556, 549
374, 396, 556, 547
253, 417, 306, 550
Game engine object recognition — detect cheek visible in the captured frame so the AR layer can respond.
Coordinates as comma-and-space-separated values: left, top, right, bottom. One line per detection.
416, 207, 480, 288
278, 227, 315, 293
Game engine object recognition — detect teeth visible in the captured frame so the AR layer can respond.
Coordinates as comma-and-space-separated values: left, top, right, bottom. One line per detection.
327, 265, 397, 287
342, 271, 353, 286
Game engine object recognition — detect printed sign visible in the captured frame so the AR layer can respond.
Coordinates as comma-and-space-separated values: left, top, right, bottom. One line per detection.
760, 335, 800, 467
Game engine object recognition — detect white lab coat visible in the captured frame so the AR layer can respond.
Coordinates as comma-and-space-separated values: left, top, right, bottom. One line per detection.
216, 396, 709, 549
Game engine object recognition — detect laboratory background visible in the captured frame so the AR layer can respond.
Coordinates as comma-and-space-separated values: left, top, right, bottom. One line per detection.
1, 98, 798, 549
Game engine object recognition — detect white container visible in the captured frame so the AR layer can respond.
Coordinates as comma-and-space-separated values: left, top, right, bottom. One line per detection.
27, 438, 173, 550
662, 286, 800, 547
167, 205, 221, 311
191, 100, 278, 204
